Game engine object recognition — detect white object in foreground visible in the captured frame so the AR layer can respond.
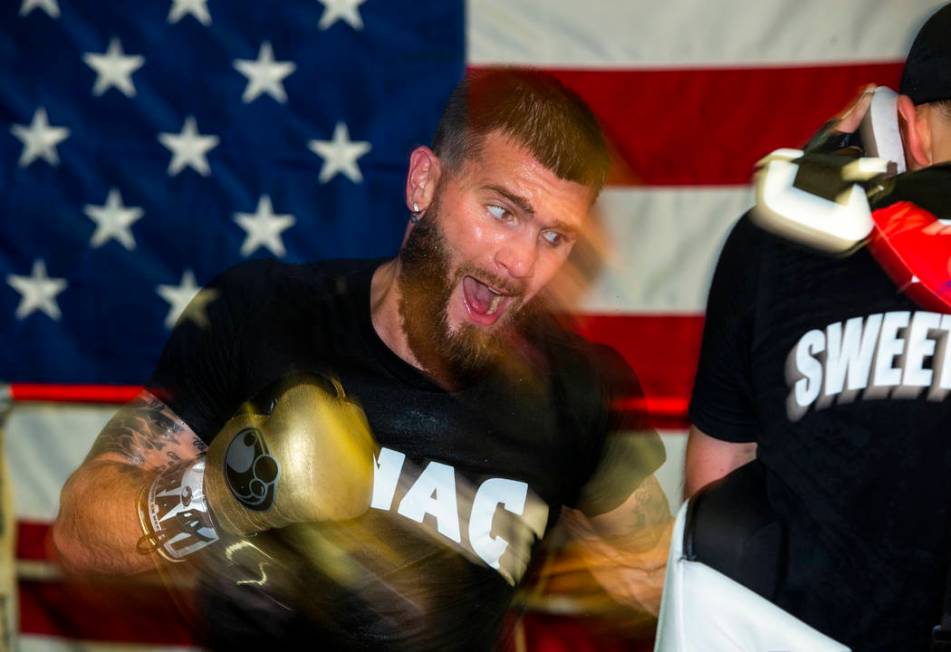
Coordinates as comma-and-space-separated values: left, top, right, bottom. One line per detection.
654, 501, 849, 652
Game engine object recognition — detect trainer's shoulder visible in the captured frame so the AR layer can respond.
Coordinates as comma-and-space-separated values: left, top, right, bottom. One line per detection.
723, 209, 836, 276
871, 163, 951, 219
723, 210, 781, 257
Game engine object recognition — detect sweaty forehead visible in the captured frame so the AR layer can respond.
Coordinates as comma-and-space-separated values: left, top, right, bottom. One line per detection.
459, 132, 596, 215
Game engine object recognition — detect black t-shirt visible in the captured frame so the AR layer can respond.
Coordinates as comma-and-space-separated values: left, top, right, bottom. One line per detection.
148, 258, 664, 651
690, 164, 951, 651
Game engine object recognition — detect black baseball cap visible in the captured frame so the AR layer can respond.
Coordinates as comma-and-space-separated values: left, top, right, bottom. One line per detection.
900, 3, 951, 104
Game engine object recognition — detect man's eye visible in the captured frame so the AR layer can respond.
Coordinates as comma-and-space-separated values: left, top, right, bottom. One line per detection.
541, 230, 565, 247
487, 205, 514, 223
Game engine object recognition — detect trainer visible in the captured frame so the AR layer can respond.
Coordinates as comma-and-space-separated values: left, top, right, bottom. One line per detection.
685, 5, 951, 649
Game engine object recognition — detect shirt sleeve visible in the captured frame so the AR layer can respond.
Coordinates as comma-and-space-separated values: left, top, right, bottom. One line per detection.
146, 260, 272, 443
688, 214, 761, 443
572, 343, 666, 516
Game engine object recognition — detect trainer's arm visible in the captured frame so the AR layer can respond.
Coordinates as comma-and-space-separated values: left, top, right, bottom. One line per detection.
52, 391, 205, 575
684, 425, 757, 498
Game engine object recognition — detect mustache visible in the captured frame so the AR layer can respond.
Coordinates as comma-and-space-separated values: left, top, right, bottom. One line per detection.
455, 265, 527, 298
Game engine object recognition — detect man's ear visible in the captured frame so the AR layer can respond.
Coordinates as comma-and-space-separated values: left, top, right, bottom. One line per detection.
898, 94, 932, 170
405, 146, 441, 214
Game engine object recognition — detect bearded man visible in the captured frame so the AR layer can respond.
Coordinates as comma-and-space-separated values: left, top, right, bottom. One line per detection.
51, 70, 670, 650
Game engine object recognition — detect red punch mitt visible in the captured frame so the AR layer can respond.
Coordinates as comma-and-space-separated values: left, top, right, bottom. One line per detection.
868, 201, 951, 312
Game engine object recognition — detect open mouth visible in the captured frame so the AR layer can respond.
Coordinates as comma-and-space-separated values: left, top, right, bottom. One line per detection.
461, 275, 514, 325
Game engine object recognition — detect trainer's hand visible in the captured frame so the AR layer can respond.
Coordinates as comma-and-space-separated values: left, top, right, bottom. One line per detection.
833, 84, 877, 134
751, 85, 896, 254
804, 84, 876, 153
138, 375, 378, 561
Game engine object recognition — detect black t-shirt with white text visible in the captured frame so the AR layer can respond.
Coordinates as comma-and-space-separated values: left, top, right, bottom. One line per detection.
148, 258, 664, 651
690, 165, 951, 651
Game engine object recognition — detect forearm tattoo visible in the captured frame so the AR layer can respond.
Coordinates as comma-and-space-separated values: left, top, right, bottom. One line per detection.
86, 391, 206, 472
610, 475, 673, 552
630, 475, 672, 531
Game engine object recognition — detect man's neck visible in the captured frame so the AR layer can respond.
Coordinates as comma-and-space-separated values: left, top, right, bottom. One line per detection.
370, 259, 426, 371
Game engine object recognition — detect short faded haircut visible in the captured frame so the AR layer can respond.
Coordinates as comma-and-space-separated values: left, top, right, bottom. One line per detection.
432, 69, 611, 193
936, 99, 951, 120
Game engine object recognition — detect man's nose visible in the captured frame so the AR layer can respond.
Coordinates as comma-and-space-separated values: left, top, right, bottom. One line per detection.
494, 232, 537, 280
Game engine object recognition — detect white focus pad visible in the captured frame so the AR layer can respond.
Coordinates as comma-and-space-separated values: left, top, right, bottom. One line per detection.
751, 148, 876, 254
859, 86, 906, 175
654, 501, 850, 652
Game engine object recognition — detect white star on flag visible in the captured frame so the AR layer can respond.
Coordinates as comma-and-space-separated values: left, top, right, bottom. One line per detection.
158, 116, 220, 176
234, 42, 297, 104
83, 38, 145, 98
84, 189, 145, 250
19, 0, 59, 18
10, 107, 70, 168
157, 270, 219, 329
317, 0, 366, 30
7, 260, 68, 321
234, 195, 296, 257
168, 0, 211, 25
308, 122, 372, 183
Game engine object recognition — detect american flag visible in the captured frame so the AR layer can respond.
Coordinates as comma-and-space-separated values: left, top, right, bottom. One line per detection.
1, 0, 944, 649
3, 0, 463, 384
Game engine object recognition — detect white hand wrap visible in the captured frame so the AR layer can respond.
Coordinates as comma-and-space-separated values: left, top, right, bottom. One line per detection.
137, 458, 220, 562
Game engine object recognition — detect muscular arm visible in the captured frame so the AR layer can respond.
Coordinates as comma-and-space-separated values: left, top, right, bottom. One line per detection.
563, 474, 674, 615
52, 391, 206, 575
684, 425, 757, 498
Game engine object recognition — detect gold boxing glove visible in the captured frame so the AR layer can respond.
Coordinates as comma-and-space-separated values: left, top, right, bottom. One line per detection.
137, 374, 377, 562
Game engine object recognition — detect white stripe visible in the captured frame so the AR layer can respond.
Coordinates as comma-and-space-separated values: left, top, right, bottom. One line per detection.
17, 560, 62, 581
468, 0, 944, 68
6, 404, 690, 528
18, 635, 201, 652
577, 186, 752, 314
6, 404, 111, 522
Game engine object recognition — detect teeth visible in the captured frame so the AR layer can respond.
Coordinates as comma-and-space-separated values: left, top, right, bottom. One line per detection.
486, 293, 502, 315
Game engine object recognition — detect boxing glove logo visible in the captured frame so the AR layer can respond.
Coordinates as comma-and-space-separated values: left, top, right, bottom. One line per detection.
223, 427, 280, 511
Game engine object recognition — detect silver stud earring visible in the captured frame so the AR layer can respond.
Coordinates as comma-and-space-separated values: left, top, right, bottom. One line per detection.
410, 202, 422, 223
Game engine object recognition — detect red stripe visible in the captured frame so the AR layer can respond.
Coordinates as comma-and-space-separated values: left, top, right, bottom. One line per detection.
10, 384, 141, 403
470, 64, 904, 186
17, 521, 52, 563
572, 314, 704, 428
9, 316, 701, 426
615, 398, 690, 431
16, 524, 199, 644
19, 577, 198, 644
616, 397, 690, 417
503, 611, 654, 652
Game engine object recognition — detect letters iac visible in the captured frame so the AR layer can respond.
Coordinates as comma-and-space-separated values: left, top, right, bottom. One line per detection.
369, 447, 550, 585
